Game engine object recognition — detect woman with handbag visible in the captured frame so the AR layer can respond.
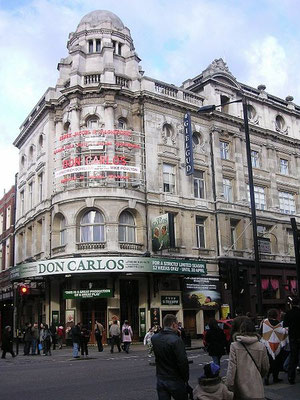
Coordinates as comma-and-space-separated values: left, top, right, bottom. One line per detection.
226, 319, 269, 399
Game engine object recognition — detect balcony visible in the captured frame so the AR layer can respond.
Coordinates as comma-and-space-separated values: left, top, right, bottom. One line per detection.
119, 243, 143, 251
77, 242, 106, 251
84, 74, 101, 85
155, 82, 178, 98
116, 75, 130, 88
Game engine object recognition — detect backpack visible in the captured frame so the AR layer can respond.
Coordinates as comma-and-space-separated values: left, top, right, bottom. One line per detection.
124, 328, 129, 335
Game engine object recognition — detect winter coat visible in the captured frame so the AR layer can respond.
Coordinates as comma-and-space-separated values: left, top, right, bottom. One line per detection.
151, 327, 189, 382
144, 331, 154, 346
226, 333, 269, 400
71, 325, 81, 344
95, 322, 104, 336
24, 326, 32, 342
193, 377, 234, 400
283, 306, 300, 340
1, 330, 13, 352
122, 324, 133, 342
39, 328, 45, 342
31, 327, 39, 340
109, 324, 120, 337
80, 327, 90, 344
206, 327, 227, 357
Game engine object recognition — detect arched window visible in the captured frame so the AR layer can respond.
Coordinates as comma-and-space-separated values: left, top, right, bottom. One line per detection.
118, 211, 136, 243
163, 123, 172, 138
63, 121, 71, 133
118, 118, 127, 129
29, 145, 34, 162
80, 210, 105, 242
38, 134, 44, 150
247, 105, 256, 120
60, 216, 67, 246
21, 155, 26, 168
276, 115, 285, 131
87, 116, 99, 129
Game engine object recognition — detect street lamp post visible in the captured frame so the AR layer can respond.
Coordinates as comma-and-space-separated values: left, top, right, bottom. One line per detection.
198, 96, 263, 316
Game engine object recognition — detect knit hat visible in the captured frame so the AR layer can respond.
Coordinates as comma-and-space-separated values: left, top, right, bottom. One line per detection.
203, 362, 220, 378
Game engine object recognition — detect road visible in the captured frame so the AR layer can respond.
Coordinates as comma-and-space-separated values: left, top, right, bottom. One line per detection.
0, 345, 299, 400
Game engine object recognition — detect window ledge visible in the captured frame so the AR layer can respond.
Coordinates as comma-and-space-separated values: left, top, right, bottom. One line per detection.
52, 245, 66, 255
119, 243, 143, 251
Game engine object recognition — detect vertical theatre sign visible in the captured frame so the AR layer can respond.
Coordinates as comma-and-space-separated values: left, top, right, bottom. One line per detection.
184, 112, 194, 175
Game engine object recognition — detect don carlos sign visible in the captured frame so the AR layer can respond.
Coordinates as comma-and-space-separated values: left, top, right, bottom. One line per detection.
11, 257, 207, 280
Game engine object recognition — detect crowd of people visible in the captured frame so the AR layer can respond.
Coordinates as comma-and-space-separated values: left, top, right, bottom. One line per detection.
1, 299, 300, 399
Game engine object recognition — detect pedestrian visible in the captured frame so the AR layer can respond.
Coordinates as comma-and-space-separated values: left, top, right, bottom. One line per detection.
50, 323, 57, 350
31, 322, 39, 355
261, 308, 288, 385
230, 315, 249, 341
121, 320, 133, 353
226, 318, 269, 399
39, 323, 45, 355
109, 320, 121, 353
151, 314, 190, 400
193, 362, 233, 399
144, 327, 155, 358
205, 318, 227, 366
283, 297, 300, 384
23, 322, 32, 355
57, 324, 64, 349
177, 322, 187, 344
71, 322, 81, 358
1, 326, 16, 359
95, 320, 104, 352
80, 325, 90, 357
42, 324, 52, 356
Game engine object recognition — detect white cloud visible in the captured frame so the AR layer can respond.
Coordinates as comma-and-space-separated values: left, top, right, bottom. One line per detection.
245, 36, 288, 96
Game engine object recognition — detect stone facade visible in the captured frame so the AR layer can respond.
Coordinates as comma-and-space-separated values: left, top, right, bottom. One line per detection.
12, 10, 300, 339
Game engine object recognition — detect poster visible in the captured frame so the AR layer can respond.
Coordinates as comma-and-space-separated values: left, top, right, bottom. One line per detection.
183, 276, 221, 309
150, 308, 160, 327
139, 308, 146, 337
151, 213, 173, 251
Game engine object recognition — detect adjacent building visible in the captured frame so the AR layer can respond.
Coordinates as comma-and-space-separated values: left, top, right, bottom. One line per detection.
11, 10, 299, 340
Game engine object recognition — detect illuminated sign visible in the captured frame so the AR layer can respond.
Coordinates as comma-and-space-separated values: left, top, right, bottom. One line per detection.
63, 289, 113, 299
183, 112, 194, 175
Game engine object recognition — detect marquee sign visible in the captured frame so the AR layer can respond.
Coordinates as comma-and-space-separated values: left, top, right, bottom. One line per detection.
53, 129, 145, 191
63, 289, 113, 299
183, 112, 194, 175
11, 257, 207, 280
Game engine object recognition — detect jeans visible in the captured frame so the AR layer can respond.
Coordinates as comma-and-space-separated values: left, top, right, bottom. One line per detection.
123, 341, 131, 353
288, 339, 300, 381
156, 377, 188, 400
96, 335, 103, 352
72, 342, 79, 358
110, 335, 121, 353
212, 355, 221, 366
31, 338, 37, 355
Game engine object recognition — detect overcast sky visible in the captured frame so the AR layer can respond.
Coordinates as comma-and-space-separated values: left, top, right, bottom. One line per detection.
0, 0, 299, 194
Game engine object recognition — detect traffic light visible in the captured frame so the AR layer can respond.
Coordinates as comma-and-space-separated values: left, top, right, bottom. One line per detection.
19, 284, 29, 296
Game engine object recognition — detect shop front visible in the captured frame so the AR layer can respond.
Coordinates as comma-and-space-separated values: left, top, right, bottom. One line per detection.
11, 256, 208, 342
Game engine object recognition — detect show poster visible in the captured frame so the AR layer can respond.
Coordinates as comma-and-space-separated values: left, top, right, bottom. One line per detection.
150, 308, 160, 327
183, 276, 221, 309
151, 213, 175, 251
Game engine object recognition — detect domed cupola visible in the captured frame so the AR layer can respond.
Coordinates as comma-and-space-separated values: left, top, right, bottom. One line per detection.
76, 10, 125, 32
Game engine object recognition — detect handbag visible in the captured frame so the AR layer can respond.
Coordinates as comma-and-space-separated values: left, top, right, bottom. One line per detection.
241, 342, 261, 375
38, 343, 43, 351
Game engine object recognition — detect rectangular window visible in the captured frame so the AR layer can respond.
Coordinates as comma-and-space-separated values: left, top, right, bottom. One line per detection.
220, 141, 229, 160
5, 239, 10, 269
20, 190, 25, 216
280, 159, 289, 175
38, 173, 43, 203
279, 191, 296, 214
223, 178, 233, 202
96, 39, 101, 52
196, 216, 205, 248
163, 163, 175, 194
194, 170, 205, 198
248, 185, 266, 210
230, 221, 238, 250
28, 182, 33, 209
5, 207, 11, 230
88, 40, 93, 53
0, 213, 3, 235
251, 150, 260, 168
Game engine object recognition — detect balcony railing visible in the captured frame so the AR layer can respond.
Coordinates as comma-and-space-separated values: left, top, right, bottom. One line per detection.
77, 242, 106, 250
155, 82, 178, 98
116, 76, 130, 88
84, 74, 101, 85
119, 243, 143, 251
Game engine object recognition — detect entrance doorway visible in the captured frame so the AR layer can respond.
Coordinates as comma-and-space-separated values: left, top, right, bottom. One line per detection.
80, 299, 107, 343
184, 310, 197, 338
119, 279, 139, 340
161, 310, 178, 322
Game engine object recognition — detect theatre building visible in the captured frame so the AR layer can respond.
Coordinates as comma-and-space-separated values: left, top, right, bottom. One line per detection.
12, 10, 300, 340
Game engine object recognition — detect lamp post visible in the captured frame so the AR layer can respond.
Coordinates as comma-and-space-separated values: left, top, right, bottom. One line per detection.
198, 96, 263, 315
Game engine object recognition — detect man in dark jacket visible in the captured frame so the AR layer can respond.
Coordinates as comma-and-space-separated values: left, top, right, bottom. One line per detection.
23, 322, 32, 355
151, 314, 189, 400
283, 297, 300, 384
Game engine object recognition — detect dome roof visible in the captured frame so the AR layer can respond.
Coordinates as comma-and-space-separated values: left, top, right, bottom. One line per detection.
77, 10, 124, 31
